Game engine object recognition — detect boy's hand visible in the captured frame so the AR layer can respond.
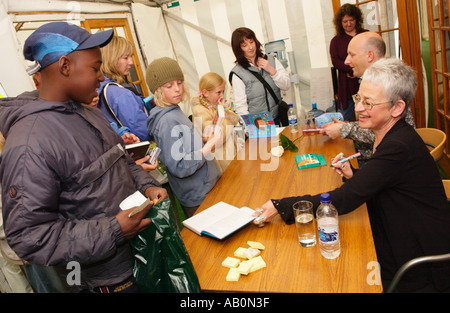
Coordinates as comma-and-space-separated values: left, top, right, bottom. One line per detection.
116, 187, 168, 240
144, 186, 168, 203
116, 202, 153, 240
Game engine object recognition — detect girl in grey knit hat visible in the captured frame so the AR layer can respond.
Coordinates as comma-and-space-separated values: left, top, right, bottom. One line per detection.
145, 57, 222, 218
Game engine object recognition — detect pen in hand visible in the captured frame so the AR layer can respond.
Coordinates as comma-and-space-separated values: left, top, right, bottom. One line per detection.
153, 196, 162, 205
330, 152, 361, 167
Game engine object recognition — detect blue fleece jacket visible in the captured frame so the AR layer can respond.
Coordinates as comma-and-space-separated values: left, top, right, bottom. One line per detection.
97, 76, 150, 141
147, 105, 221, 207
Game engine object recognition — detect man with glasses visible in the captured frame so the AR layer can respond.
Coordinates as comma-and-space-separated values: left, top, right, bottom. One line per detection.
321, 32, 416, 165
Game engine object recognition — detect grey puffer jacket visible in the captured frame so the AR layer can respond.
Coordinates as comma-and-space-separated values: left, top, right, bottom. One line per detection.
0, 90, 160, 290
147, 105, 221, 207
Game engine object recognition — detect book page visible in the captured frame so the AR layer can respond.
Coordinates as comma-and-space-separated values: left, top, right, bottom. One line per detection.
182, 202, 237, 235
128, 198, 151, 217
119, 191, 147, 210
125, 141, 151, 150
182, 202, 254, 237
202, 206, 255, 239
119, 191, 151, 217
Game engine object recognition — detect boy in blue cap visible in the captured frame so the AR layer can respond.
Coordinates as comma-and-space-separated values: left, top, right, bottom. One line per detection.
0, 22, 167, 292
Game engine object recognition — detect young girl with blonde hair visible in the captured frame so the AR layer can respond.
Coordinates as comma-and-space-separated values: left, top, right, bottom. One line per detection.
191, 72, 240, 172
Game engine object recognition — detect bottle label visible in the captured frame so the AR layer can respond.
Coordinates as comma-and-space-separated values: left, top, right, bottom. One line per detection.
289, 118, 297, 125
318, 225, 339, 244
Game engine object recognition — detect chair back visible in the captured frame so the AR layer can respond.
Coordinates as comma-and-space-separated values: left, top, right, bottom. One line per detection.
416, 128, 447, 161
443, 180, 450, 201
386, 253, 450, 293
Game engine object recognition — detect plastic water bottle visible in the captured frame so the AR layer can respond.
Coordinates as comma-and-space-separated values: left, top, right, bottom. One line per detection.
306, 103, 324, 128
287, 104, 299, 133
316, 193, 340, 259
326, 99, 337, 112
309, 103, 325, 118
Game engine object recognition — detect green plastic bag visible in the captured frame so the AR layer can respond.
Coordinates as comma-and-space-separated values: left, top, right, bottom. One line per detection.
131, 199, 201, 293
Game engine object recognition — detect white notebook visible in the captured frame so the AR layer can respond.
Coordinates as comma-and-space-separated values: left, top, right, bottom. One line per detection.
182, 202, 256, 240
119, 190, 151, 218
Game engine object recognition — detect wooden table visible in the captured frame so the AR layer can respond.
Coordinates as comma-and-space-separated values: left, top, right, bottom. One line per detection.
181, 128, 383, 293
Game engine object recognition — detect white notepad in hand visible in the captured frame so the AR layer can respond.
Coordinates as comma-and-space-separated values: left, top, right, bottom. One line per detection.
119, 191, 151, 217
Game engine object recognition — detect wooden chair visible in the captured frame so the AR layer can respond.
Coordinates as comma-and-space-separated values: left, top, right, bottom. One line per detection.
416, 128, 447, 162
443, 179, 450, 201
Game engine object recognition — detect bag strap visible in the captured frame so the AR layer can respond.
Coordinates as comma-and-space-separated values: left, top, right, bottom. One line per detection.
100, 82, 124, 127
228, 71, 243, 86
246, 69, 281, 104
230, 70, 272, 112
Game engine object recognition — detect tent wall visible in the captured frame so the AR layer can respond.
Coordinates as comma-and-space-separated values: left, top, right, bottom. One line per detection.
0, 1, 34, 97
0, 0, 135, 97
1, 0, 336, 116
131, 4, 175, 65
153, 0, 335, 114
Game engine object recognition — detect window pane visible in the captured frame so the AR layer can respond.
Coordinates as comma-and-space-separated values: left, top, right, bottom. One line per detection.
116, 27, 126, 38
381, 30, 399, 58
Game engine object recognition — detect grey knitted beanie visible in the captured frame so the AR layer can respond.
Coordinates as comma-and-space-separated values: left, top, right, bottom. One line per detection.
145, 57, 184, 93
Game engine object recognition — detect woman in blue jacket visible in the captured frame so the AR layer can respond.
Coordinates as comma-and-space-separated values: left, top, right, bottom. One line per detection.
97, 36, 150, 141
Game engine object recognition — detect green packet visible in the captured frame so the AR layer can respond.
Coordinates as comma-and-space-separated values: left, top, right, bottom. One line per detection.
295, 153, 327, 169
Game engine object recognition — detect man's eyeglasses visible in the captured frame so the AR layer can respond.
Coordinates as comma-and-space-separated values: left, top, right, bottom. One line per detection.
352, 94, 391, 111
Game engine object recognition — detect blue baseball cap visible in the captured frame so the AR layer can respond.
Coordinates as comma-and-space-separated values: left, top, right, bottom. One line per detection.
24, 22, 114, 75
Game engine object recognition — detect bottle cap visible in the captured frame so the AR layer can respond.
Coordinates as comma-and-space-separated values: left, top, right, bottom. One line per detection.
320, 193, 331, 203
288, 104, 293, 108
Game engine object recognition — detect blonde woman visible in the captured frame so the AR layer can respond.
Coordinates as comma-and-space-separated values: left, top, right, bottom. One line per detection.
191, 72, 240, 172
97, 36, 150, 141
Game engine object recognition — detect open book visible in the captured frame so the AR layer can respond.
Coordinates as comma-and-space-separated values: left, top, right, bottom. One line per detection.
182, 202, 256, 240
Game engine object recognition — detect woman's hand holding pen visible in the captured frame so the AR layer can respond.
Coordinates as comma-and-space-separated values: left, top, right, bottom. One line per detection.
331, 153, 354, 179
